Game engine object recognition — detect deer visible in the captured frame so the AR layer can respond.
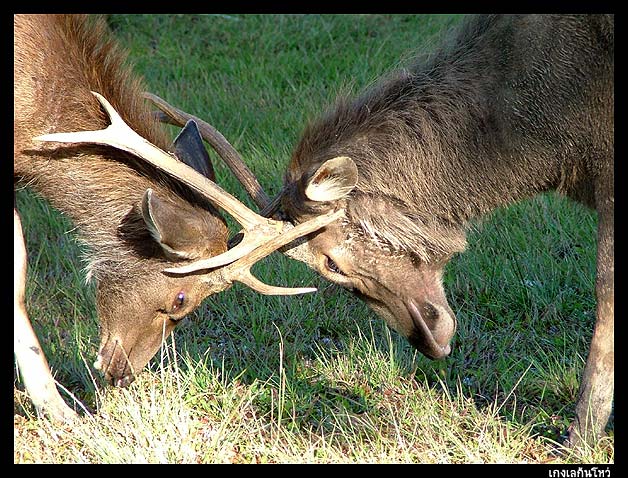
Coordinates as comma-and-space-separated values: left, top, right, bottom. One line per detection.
271, 14, 615, 449
30, 14, 612, 450
14, 14, 338, 424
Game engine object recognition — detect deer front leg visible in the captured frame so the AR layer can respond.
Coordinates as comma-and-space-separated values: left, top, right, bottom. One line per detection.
14, 208, 78, 424
567, 195, 614, 449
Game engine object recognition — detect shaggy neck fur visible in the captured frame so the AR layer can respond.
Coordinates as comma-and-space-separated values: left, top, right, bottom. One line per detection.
287, 14, 612, 258
14, 15, 221, 281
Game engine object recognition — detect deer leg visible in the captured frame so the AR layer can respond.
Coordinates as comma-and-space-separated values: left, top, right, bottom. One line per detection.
14, 209, 78, 424
566, 193, 614, 449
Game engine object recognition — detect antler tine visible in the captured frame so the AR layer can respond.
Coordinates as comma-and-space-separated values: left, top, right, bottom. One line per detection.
35, 92, 267, 231
142, 92, 334, 281
143, 92, 271, 211
198, 209, 344, 295
144, 92, 292, 223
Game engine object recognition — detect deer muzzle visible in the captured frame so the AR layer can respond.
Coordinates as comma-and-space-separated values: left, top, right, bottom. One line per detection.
406, 300, 455, 359
93, 338, 136, 387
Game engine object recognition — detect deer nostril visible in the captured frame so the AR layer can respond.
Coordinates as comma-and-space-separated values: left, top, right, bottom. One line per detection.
429, 301, 457, 338
420, 302, 439, 326
406, 300, 456, 359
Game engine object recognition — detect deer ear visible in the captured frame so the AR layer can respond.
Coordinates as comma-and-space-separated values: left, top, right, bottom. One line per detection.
172, 120, 216, 181
141, 188, 208, 260
304, 156, 358, 202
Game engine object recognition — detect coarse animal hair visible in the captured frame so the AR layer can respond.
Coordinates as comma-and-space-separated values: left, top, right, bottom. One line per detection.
14, 14, 230, 417
281, 14, 613, 448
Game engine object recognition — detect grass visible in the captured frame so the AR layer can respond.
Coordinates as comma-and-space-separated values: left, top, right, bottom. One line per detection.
14, 14, 613, 464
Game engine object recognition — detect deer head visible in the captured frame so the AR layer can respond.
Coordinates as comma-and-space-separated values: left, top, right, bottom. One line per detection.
281, 155, 464, 359
34, 92, 343, 386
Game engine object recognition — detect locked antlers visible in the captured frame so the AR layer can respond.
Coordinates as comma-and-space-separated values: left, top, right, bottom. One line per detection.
34, 91, 341, 295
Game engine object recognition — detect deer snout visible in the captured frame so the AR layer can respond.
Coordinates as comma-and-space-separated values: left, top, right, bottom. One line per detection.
406, 300, 456, 359
94, 338, 136, 387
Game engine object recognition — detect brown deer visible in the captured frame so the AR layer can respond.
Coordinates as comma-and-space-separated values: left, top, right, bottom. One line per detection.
14, 14, 336, 423
272, 14, 613, 448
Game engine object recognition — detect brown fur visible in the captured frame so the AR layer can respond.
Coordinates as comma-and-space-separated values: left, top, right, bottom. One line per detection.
282, 14, 613, 447
14, 14, 229, 388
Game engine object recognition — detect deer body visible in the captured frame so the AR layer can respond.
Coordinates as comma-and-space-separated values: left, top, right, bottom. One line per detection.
281, 14, 613, 447
15, 14, 340, 422
14, 14, 232, 419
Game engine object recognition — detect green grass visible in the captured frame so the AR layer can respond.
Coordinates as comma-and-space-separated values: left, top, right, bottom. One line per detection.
14, 14, 613, 463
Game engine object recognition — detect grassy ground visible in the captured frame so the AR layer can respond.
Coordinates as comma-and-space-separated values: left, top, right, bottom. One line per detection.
14, 14, 613, 464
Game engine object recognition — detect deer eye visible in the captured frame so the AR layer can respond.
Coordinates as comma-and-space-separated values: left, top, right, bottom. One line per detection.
170, 291, 186, 314
324, 256, 344, 275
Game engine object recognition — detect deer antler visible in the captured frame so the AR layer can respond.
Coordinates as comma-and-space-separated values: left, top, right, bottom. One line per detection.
34, 91, 341, 295
143, 92, 272, 211
143, 92, 324, 265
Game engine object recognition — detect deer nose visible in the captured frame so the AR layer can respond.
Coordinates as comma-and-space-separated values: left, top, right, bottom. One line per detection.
94, 338, 135, 386
406, 300, 455, 359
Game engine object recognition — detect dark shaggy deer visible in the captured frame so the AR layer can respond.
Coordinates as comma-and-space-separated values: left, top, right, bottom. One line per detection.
14, 14, 333, 423
277, 15, 613, 448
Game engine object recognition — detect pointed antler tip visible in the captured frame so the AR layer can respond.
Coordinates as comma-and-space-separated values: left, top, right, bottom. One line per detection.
298, 287, 318, 294
32, 134, 52, 142
249, 285, 318, 296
